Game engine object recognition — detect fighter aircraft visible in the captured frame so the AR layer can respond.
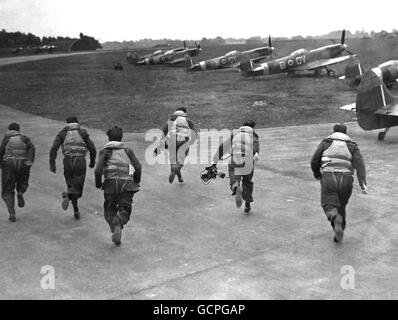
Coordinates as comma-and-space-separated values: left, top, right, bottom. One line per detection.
37, 45, 56, 54
126, 41, 202, 66
341, 57, 398, 88
10, 47, 24, 55
126, 49, 166, 65
187, 36, 275, 71
9, 44, 56, 55
240, 30, 353, 77
341, 67, 398, 140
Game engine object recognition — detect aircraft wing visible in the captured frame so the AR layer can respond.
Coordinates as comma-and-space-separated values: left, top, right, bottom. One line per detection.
340, 103, 356, 112
167, 57, 188, 64
293, 55, 352, 71
375, 102, 398, 116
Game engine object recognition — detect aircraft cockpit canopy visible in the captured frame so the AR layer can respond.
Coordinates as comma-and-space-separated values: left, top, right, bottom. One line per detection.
291, 49, 306, 56
225, 50, 239, 56
153, 50, 163, 55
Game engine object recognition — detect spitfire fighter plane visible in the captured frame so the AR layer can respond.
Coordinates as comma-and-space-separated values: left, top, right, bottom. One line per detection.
187, 36, 275, 71
126, 49, 166, 65
342, 57, 398, 88
126, 41, 202, 66
240, 30, 353, 77
341, 67, 398, 140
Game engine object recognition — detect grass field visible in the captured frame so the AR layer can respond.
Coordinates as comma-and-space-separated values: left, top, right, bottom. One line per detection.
1, 38, 398, 132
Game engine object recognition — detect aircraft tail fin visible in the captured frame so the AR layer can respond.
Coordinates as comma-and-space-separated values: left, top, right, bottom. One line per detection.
344, 57, 363, 87
195, 41, 201, 52
239, 54, 254, 75
356, 69, 396, 115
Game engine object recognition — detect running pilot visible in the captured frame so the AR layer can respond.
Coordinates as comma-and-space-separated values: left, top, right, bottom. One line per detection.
49, 116, 97, 219
95, 126, 142, 246
0, 123, 35, 222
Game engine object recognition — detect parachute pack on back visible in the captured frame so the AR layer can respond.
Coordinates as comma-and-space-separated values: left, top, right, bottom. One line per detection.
321, 133, 353, 173
232, 127, 254, 159
170, 113, 190, 141
4, 132, 27, 160
62, 124, 87, 157
103, 143, 134, 180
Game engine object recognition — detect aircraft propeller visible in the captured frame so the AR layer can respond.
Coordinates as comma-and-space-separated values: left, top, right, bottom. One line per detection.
340, 29, 355, 55
333, 29, 354, 55
341, 29, 346, 45
269, 35, 276, 56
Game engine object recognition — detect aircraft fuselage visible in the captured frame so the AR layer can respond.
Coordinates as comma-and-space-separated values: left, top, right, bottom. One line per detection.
190, 46, 273, 71
149, 48, 200, 65
248, 44, 347, 76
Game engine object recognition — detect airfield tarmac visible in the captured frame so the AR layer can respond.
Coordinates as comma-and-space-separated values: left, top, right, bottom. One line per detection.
1, 51, 398, 300
0, 101, 397, 299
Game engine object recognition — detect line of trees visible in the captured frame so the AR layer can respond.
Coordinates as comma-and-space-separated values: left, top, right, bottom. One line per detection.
102, 29, 398, 50
0, 29, 101, 50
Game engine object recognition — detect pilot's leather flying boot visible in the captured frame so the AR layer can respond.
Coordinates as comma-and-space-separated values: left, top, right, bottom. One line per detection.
111, 216, 122, 246
244, 202, 252, 214
17, 192, 25, 208
333, 214, 344, 243
235, 184, 243, 208
169, 166, 176, 184
326, 207, 342, 242
71, 200, 80, 220
176, 168, 184, 184
61, 192, 69, 211
4, 195, 16, 222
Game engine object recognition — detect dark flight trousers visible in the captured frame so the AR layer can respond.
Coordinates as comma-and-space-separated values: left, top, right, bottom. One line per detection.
228, 164, 254, 203
1, 159, 31, 216
63, 156, 86, 201
103, 179, 137, 232
321, 171, 353, 230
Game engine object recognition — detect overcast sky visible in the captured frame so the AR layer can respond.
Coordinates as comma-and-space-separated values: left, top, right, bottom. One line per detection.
1, 0, 397, 42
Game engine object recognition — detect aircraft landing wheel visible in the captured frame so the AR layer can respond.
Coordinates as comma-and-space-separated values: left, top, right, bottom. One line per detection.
378, 132, 386, 141
314, 69, 327, 77
327, 69, 336, 77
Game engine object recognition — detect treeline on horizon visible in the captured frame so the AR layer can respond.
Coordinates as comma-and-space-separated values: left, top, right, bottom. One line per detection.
103, 29, 398, 49
2, 28, 398, 51
0, 29, 102, 50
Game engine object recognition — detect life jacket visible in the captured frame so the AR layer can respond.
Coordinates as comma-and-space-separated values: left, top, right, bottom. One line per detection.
169, 111, 191, 142
321, 132, 353, 173
231, 126, 254, 161
3, 130, 28, 161
103, 142, 134, 181
61, 123, 87, 157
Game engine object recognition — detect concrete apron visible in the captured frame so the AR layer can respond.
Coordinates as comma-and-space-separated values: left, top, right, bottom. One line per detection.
0, 103, 397, 299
